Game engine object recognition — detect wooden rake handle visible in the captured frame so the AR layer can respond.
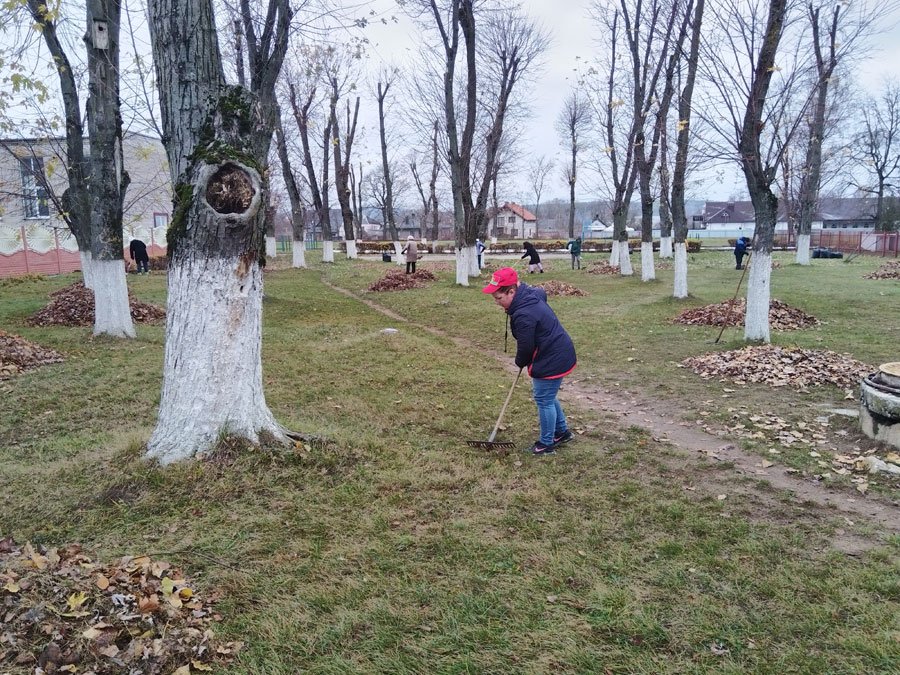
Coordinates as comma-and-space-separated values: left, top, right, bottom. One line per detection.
488, 368, 523, 443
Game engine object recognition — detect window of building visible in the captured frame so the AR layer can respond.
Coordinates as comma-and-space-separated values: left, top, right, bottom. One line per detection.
508, 215, 515, 224
20, 157, 50, 218
153, 212, 169, 230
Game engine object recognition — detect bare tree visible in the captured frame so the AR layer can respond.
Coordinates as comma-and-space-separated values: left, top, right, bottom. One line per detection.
556, 93, 592, 239
527, 154, 554, 229
146, 0, 295, 462
19, 0, 134, 337
376, 68, 401, 243
328, 74, 360, 257
853, 80, 900, 232
625, 0, 691, 282
670, 0, 705, 298
410, 119, 442, 241
698, 0, 818, 342
417, 1, 547, 284
286, 56, 334, 261
274, 106, 308, 268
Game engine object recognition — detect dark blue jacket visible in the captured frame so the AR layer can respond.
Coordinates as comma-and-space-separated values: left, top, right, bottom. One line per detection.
508, 284, 577, 379
734, 238, 748, 254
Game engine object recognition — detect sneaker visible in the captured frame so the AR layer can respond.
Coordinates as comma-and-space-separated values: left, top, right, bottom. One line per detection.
529, 441, 557, 455
553, 430, 573, 445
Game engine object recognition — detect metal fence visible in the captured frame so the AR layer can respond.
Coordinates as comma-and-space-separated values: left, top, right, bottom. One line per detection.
811, 231, 898, 258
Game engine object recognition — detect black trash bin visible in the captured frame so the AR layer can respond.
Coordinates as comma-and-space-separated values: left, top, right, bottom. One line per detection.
382, 252, 392, 262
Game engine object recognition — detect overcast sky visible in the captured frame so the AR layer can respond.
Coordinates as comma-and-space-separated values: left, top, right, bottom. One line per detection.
359, 0, 900, 205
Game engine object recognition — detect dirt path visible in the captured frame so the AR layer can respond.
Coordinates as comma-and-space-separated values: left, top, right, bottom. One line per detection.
325, 281, 900, 551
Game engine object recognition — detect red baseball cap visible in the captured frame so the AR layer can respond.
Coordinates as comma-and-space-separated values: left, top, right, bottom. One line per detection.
481, 267, 518, 293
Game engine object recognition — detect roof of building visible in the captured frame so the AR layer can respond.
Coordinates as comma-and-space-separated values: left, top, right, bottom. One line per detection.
498, 201, 536, 221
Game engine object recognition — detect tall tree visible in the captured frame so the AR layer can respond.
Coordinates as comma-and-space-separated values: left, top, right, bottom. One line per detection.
701, 0, 800, 342
527, 154, 554, 229
556, 93, 592, 239
420, 0, 546, 284
274, 107, 307, 268
21, 0, 134, 337
328, 74, 360, 258
376, 69, 400, 243
670, 0, 704, 299
625, 0, 690, 282
853, 80, 900, 232
146, 0, 293, 462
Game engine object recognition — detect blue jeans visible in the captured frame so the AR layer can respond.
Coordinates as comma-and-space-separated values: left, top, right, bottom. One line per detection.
532, 376, 568, 446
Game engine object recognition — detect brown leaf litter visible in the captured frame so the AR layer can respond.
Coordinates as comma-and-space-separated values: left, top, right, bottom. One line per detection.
0, 538, 241, 674
585, 261, 621, 276
368, 268, 438, 292
533, 280, 586, 296
863, 260, 900, 280
681, 345, 872, 390
25, 282, 165, 328
0, 330, 64, 379
673, 298, 820, 330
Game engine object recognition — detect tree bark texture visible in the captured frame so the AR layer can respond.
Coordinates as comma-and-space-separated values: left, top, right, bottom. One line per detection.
274, 112, 306, 268
148, 0, 291, 461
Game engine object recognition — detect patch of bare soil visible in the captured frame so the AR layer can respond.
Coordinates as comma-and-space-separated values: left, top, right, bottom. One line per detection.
0, 330, 64, 379
674, 298, 819, 330
681, 345, 871, 391
864, 260, 900, 280
323, 279, 900, 551
533, 280, 586, 297
0, 538, 241, 674
25, 282, 165, 327
368, 269, 438, 292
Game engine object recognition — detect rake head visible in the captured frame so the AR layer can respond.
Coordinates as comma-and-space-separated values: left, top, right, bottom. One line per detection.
466, 439, 516, 451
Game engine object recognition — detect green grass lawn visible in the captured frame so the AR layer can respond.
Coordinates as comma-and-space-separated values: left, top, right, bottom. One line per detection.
1, 251, 898, 673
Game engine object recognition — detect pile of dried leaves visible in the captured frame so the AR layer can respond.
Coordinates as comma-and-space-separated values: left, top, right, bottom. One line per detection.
0, 538, 241, 674
25, 283, 165, 328
863, 260, 900, 280
681, 345, 871, 390
673, 298, 820, 330
534, 280, 586, 297
586, 261, 621, 276
368, 268, 438, 292
0, 330, 64, 379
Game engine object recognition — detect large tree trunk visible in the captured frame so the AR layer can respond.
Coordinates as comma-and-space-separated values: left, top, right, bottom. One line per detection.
745, 190, 777, 342
147, 0, 290, 462
86, 0, 134, 338
671, 0, 704, 299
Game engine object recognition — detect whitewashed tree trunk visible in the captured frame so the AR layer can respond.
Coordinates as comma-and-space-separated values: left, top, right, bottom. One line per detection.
148, 0, 293, 461
345, 239, 358, 259
465, 244, 479, 276
147, 258, 287, 464
673, 242, 688, 298
92, 259, 135, 338
80, 250, 95, 289
744, 251, 772, 342
292, 240, 306, 268
455, 248, 471, 285
796, 233, 810, 265
618, 242, 634, 276
640, 242, 655, 281
393, 241, 404, 266
322, 240, 335, 263
660, 236, 673, 258
266, 235, 276, 258
609, 240, 620, 267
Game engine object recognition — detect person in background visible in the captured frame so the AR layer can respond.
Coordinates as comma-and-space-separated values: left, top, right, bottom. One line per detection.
482, 266, 576, 455
521, 241, 543, 273
476, 238, 486, 269
734, 236, 750, 270
402, 235, 419, 274
130, 237, 150, 274
566, 236, 582, 269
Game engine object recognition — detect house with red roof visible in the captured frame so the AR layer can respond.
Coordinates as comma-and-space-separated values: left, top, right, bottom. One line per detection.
487, 201, 537, 239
